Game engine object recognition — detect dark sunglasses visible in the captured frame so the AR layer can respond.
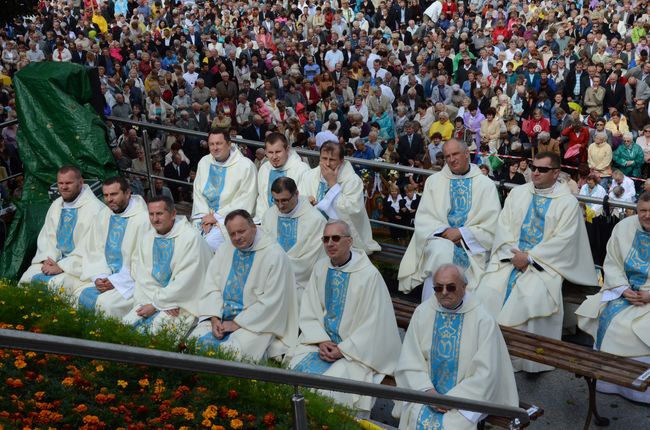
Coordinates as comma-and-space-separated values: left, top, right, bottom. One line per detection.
530, 165, 558, 173
433, 284, 457, 293
321, 235, 350, 243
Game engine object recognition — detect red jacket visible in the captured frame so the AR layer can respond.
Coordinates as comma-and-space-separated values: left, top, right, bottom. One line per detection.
561, 126, 590, 163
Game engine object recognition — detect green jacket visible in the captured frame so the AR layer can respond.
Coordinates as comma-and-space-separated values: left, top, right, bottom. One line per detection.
613, 143, 645, 178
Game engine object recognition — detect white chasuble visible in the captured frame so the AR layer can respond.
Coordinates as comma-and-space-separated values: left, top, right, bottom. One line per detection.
255, 150, 310, 218
298, 161, 380, 254
71, 196, 150, 319
190, 232, 299, 361
192, 147, 258, 249
395, 296, 518, 430
20, 184, 105, 290
261, 196, 327, 303
123, 217, 212, 335
289, 251, 401, 412
476, 182, 597, 372
398, 164, 500, 295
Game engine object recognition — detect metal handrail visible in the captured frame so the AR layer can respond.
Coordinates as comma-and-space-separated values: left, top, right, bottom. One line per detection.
0, 328, 530, 426
107, 116, 639, 211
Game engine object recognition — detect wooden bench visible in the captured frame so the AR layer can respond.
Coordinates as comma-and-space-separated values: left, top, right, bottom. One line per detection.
391, 297, 650, 430
371, 243, 407, 267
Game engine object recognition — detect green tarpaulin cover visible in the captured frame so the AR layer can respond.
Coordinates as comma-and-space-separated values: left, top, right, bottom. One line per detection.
0, 62, 118, 279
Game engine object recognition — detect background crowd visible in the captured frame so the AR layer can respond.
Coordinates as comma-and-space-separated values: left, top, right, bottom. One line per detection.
1, 0, 650, 236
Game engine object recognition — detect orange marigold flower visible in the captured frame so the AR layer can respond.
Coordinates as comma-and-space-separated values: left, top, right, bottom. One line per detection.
95, 365, 104, 372
117, 380, 128, 388
202, 405, 218, 420
226, 409, 238, 418
230, 418, 243, 429
33, 391, 46, 401
15, 324, 25, 330
83, 415, 101, 424
73, 404, 88, 414
263, 412, 276, 425
184, 412, 195, 420
25, 352, 37, 359
227, 389, 238, 400
62, 377, 74, 387
14, 359, 27, 369
138, 378, 149, 388
171, 407, 188, 416
6, 378, 24, 388
212, 426, 226, 430
202, 419, 212, 428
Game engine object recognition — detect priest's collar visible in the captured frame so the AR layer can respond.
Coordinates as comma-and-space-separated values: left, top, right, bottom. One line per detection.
157, 217, 180, 238
241, 229, 262, 252
439, 293, 469, 313
279, 197, 302, 218
63, 184, 88, 208
331, 251, 354, 268
212, 148, 236, 166
450, 165, 472, 179
534, 181, 558, 196
115, 196, 135, 215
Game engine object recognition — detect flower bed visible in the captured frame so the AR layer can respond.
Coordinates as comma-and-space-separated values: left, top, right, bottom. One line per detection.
0, 281, 361, 429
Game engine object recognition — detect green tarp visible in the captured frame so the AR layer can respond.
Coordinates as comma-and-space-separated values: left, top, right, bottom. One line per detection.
0, 62, 118, 279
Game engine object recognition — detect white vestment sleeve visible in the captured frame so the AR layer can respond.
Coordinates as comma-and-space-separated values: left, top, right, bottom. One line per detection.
108, 266, 136, 300
428, 225, 449, 239
601, 285, 629, 302
459, 227, 486, 254
459, 409, 485, 424
315, 183, 342, 219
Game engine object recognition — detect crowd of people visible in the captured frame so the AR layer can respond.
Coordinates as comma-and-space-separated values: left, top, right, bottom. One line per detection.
5, 0, 650, 428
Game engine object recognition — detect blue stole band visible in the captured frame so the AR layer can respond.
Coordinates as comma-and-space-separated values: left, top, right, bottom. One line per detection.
416, 311, 464, 430
596, 230, 650, 350
203, 164, 227, 212
317, 181, 329, 219
504, 194, 552, 304
268, 169, 286, 207
293, 351, 334, 375
277, 217, 298, 251
57, 208, 78, 257
324, 268, 350, 344
134, 311, 160, 331
447, 179, 471, 269
197, 332, 231, 352
105, 215, 129, 273
31, 273, 55, 284
222, 250, 255, 321
152, 237, 174, 287
79, 287, 102, 310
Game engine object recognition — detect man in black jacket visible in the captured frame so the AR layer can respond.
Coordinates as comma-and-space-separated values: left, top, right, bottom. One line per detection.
396, 122, 424, 165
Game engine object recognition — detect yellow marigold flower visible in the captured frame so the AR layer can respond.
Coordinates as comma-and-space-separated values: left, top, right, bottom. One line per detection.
95, 365, 104, 372
154, 378, 164, 386
25, 352, 36, 359
230, 418, 243, 429
171, 407, 188, 416
184, 412, 195, 420
227, 409, 238, 418
202, 419, 212, 428
138, 378, 149, 388
14, 359, 26, 369
61, 377, 74, 387
202, 405, 218, 420
117, 380, 128, 388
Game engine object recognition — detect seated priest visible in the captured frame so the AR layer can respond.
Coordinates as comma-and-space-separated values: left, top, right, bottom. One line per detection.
190, 209, 298, 361
298, 141, 380, 255
289, 220, 401, 414
576, 192, 650, 403
476, 152, 598, 373
71, 176, 150, 319
123, 196, 212, 334
192, 128, 257, 252
255, 132, 310, 219
262, 176, 327, 305
394, 264, 518, 430
19, 165, 104, 290
398, 139, 501, 301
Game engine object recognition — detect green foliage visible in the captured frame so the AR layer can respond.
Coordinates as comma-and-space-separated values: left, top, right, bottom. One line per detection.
0, 281, 361, 429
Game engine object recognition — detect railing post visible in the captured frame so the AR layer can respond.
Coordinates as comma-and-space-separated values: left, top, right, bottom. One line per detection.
292, 385, 308, 430
141, 130, 154, 197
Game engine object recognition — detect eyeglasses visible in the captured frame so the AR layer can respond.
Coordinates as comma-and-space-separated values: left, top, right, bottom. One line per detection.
433, 284, 457, 293
321, 235, 350, 243
530, 165, 559, 173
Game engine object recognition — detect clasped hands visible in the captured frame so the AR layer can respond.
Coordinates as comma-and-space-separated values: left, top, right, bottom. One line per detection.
201, 212, 218, 235
211, 317, 240, 340
136, 303, 179, 318
510, 248, 530, 271
440, 228, 462, 246
623, 288, 650, 306
318, 341, 343, 362
94, 278, 115, 293
41, 257, 63, 275
425, 387, 449, 413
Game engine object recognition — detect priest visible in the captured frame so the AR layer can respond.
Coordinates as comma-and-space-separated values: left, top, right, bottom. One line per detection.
298, 141, 380, 255
576, 192, 650, 403
476, 152, 598, 373
394, 264, 518, 430
192, 128, 257, 251
19, 165, 104, 290
261, 176, 326, 305
398, 139, 501, 300
289, 220, 401, 414
190, 209, 298, 361
123, 196, 212, 335
71, 177, 150, 319
255, 132, 310, 219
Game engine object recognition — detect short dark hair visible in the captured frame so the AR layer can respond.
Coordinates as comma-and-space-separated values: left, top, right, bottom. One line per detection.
264, 131, 289, 149
320, 141, 344, 160
270, 176, 298, 195
535, 151, 561, 168
207, 127, 231, 142
638, 191, 650, 203
148, 195, 175, 213
58, 165, 82, 179
225, 209, 255, 226
103, 176, 129, 192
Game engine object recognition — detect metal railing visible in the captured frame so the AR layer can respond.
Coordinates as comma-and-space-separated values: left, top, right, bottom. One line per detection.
0, 329, 530, 428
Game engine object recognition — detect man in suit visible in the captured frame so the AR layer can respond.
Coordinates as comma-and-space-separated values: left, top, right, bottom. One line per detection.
564, 61, 591, 103
397, 122, 425, 165
191, 103, 210, 133
604, 72, 627, 114
431, 75, 453, 105
163, 152, 191, 202
242, 115, 268, 142
222, 50, 237, 76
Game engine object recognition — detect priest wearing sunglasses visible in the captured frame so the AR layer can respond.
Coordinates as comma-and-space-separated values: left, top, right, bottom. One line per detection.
289, 220, 401, 415
398, 139, 501, 301
394, 264, 518, 430
476, 151, 598, 373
